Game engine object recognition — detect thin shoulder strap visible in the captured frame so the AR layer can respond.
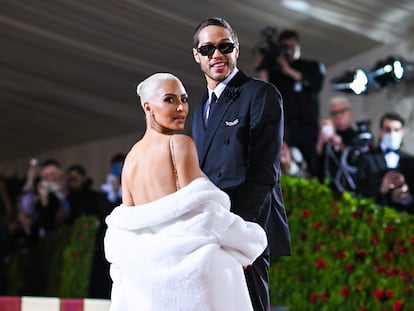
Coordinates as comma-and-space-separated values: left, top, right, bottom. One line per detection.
169, 135, 181, 190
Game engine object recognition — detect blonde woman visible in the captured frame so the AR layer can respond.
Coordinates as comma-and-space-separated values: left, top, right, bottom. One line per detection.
104, 73, 267, 311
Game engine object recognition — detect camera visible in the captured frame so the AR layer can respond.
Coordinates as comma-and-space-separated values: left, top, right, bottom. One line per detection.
353, 120, 374, 149
342, 119, 374, 169
255, 26, 290, 72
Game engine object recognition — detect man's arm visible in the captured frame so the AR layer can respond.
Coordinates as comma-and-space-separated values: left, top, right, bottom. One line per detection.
231, 82, 283, 221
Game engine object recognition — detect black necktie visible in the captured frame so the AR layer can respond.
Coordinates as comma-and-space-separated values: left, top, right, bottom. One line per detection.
204, 92, 217, 127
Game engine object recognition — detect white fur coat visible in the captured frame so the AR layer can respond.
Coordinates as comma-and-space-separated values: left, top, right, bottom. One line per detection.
104, 177, 267, 311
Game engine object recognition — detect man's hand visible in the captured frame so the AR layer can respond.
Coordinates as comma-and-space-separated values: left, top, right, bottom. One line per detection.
380, 171, 406, 194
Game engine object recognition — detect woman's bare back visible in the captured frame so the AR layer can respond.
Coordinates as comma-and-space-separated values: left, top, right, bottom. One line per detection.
121, 134, 201, 206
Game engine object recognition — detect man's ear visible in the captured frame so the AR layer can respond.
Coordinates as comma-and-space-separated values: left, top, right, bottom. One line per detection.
193, 48, 201, 64
234, 45, 240, 59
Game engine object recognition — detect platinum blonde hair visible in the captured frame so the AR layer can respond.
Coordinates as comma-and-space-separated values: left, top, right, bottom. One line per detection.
136, 73, 182, 108
329, 96, 350, 109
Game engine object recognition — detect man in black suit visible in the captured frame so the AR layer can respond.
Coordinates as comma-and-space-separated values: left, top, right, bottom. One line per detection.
259, 29, 325, 176
356, 112, 414, 213
191, 17, 291, 311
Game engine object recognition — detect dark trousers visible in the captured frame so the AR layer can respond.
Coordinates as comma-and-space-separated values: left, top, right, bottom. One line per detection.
244, 250, 271, 311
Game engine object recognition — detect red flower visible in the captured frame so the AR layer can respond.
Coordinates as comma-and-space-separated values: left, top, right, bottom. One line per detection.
410, 236, 414, 246
313, 221, 321, 229
345, 263, 353, 272
393, 300, 404, 311
336, 251, 345, 260
309, 292, 318, 303
371, 236, 379, 245
374, 289, 385, 301
301, 209, 310, 218
377, 266, 386, 274
352, 210, 363, 218
341, 287, 349, 297
332, 208, 339, 216
387, 268, 397, 276
320, 293, 328, 302
359, 307, 368, 311
398, 246, 407, 255
385, 224, 393, 233
386, 289, 394, 299
316, 258, 327, 269
384, 252, 393, 262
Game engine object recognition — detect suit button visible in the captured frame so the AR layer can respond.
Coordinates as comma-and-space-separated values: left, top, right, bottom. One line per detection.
218, 173, 222, 178
224, 139, 230, 144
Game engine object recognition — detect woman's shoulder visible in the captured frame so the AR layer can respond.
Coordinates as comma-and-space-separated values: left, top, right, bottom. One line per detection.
171, 134, 196, 151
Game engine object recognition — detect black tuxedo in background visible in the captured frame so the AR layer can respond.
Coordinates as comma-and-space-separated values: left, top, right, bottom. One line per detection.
356, 148, 414, 213
269, 58, 325, 175
192, 71, 291, 311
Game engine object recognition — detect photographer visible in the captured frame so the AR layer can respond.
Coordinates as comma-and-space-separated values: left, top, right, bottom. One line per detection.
34, 159, 69, 237
256, 29, 325, 175
356, 112, 414, 214
315, 97, 372, 193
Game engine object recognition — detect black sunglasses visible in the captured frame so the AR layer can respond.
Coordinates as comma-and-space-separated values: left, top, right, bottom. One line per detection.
197, 42, 235, 56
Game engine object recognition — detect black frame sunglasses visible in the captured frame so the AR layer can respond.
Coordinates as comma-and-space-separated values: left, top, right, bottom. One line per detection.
197, 42, 235, 57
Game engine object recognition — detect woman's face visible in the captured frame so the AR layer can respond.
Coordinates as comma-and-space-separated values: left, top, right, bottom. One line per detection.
146, 79, 189, 134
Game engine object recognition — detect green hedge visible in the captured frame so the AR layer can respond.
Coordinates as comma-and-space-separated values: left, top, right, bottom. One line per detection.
3, 216, 99, 297
270, 175, 414, 311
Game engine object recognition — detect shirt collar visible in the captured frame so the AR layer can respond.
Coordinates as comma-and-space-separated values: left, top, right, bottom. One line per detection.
208, 67, 239, 99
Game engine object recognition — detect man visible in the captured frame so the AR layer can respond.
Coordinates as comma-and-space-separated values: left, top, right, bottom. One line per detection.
35, 159, 69, 237
191, 17, 291, 311
315, 96, 359, 192
356, 112, 414, 213
264, 29, 325, 175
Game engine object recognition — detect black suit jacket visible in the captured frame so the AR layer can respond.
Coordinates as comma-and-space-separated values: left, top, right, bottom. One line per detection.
356, 148, 414, 212
192, 71, 291, 256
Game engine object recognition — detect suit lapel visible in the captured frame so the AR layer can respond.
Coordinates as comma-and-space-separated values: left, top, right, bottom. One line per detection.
373, 150, 388, 171
198, 71, 249, 165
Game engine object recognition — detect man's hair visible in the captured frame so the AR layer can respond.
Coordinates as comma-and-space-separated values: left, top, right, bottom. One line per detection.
192, 17, 239, 49
329, 96, 350, 110
379, 112, 405, 128
278, 29, 300, 43
67, 164, 87, 176
42, 158, 61, 168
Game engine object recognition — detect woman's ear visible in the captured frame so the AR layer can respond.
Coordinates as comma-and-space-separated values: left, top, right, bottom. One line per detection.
143, 102, 151, 113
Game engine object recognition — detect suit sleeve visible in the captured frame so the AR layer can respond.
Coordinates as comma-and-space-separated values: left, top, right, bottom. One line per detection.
231, 82, 283, 221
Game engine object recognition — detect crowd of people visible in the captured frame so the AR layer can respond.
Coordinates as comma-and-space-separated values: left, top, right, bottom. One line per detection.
0, 155, 124, 297
280, 97, 414, 213
254, 26, 414, 215
0, 16, 413, 311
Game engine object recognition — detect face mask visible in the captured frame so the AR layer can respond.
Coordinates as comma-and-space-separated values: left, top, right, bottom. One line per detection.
382, 132, 402, 151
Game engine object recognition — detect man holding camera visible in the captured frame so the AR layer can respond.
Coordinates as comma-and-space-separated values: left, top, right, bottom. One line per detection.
315, 96, 361, 192
356, 112, 414, 213
264, 29, 325, 175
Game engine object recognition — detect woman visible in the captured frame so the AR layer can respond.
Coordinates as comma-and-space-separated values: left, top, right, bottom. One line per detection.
104, 73, 267, 311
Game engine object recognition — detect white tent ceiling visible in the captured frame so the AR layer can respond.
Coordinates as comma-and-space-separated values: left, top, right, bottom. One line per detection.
1, 0, 414, 162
